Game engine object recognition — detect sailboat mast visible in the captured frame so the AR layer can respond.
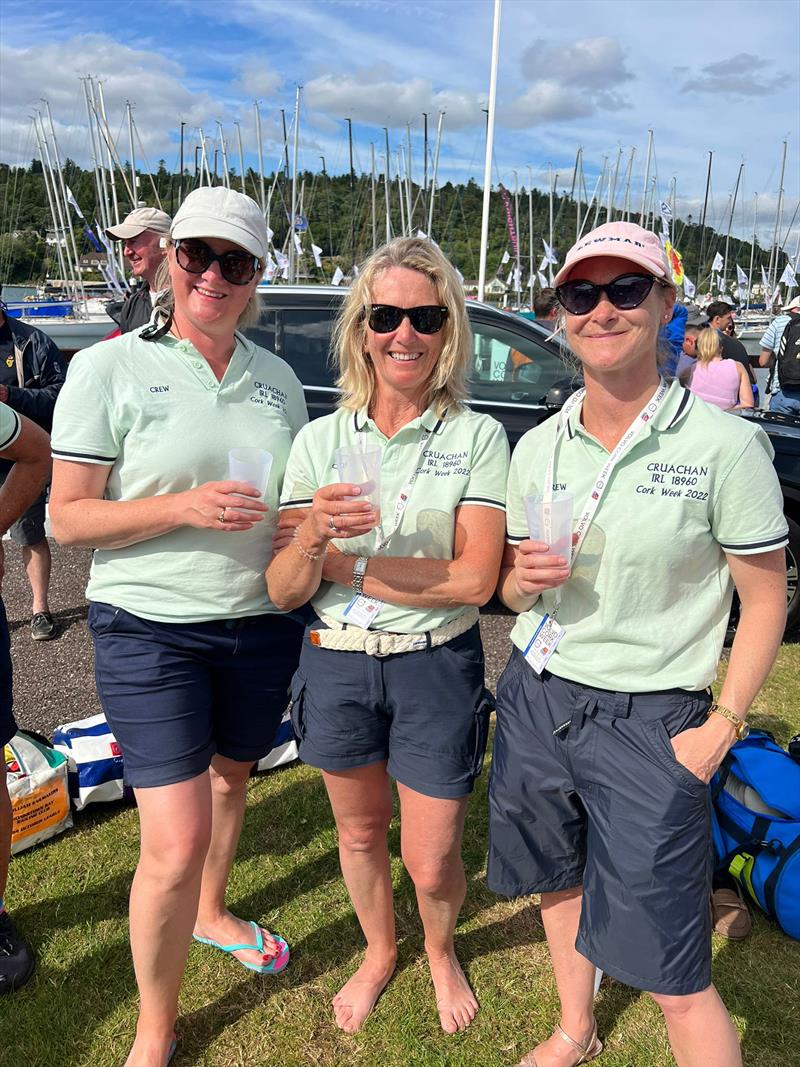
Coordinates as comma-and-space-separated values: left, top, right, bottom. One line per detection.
608, 146, 622, 223
405, 122, 413, 233
698, 150, 712, 278
768, 139, 787, 291
639, 129, 653, 226
42, 102, 87, 307
477, 0, 502, 302
371, 142, 377, 252
80, 78, 106, 233
254, 102, 266, 213
528, 165, 535, 304
427, 111, 444, 239
422, 112, 429, 229
32, 114, 70, 294
722, 161, 743, 295
126, 102, 137, 209
289, 86, 301, 285
384, 128, 392, 243
217, 122, 230, 189
746, 195, 757, 319
346, 117, 355, 267
396, 150, 406, 237
234, 121, 246, 194
621, 147, 635, 222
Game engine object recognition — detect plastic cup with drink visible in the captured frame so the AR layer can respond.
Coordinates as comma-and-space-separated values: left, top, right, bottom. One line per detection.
523, 490, 574, 564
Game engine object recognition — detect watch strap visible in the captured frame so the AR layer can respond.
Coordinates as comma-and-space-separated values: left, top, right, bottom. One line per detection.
352, 556, 369, 597
708, 702, 748, 740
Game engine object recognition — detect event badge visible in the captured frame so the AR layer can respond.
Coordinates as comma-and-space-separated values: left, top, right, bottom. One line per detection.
344, 595, 384, 629
523, 614, 565, 674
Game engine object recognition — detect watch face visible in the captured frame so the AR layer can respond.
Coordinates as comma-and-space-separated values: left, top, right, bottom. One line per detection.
738, 722, 750, 741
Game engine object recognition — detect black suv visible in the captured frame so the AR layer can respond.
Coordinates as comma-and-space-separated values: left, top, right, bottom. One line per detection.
247, 286, 799, 630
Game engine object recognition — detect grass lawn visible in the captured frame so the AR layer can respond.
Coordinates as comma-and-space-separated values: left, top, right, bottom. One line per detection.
3, 645, 799, 1067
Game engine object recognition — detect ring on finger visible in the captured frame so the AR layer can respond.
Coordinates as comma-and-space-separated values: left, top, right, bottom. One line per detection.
219, 507, 227, 523
329, 516, 338, 533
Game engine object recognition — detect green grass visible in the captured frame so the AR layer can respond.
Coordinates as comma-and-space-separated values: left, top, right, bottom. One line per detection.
3, 645, 799, 1067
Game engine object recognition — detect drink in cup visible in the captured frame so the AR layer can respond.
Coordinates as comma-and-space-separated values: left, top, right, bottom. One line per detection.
523, 491, 574, 564
228, 448, 273, 497
335, 445, 382, 519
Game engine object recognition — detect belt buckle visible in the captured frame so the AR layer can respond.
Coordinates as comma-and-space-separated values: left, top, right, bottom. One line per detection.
364, 630, 391, 657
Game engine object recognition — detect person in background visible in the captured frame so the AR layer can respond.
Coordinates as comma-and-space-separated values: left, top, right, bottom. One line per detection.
0, 306, 66, 640
675, 310, 707, 385
488, 221, 787, 1067
50, 188, 307, 1067
105, 207, 172, 334
658, 301, 688, 377
268, 237, 508, 1036
510, 288, 559, 379
758, 295, 800, 415
0, 404, 51, 994
689, 328, 754, 411
706, 300, 758, 404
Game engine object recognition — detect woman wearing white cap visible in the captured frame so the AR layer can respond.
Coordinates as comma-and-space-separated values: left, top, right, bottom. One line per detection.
487, 222, 787, 1066
50, 188, 308, 1067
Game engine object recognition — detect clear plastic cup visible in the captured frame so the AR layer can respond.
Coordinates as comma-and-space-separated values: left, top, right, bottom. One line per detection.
523, 491, 574, 563
228, 447, 273, 497
335, 445, 382, 510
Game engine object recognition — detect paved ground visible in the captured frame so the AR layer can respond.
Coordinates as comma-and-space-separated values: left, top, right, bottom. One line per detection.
3, 541, 516, 739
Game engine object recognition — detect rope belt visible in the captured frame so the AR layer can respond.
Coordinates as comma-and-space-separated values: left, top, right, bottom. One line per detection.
310, 607, 480, 658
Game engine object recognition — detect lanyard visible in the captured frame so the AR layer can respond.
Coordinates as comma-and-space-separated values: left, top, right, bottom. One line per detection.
365, 416, 443, 556
543, 378, 669, 614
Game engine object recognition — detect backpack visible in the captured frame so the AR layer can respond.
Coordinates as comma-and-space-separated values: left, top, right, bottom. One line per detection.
777, 316, 800, 389
710, 730, 800, 940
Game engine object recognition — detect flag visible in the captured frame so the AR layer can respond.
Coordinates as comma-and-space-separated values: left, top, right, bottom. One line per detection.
506, 267, 515, 286
542, 239, 558, 265
293, 233, 303, 255
415, 229, 428, 239
539, 256, 550, 273
779, 262, 798, 288
736, 265, 748, 288
660, 201, 672, 240
274, 250, 289, 271
500, 250, 510, 265
265, 255, 277, 281
770, 286, 782, 306
711, 252, 724, 273
266, 226, 275, 245
537, 271, 548, 288
98, 263, 124, 294
761, 266, 770, 290
353, 264, 359, 277
65, 187, 85, 219
95, 222, 115, 256
292, 213, 308, 232
664, 241, 684, 285
715, 273, 726, 293
683, 276, 696, 298
83, 225, 103, 254
513, 266, 522, 291
311, 243, 323, 269
331, 266, 344, 286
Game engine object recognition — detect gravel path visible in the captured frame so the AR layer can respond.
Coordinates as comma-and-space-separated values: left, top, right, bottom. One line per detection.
3, 541, 515, 739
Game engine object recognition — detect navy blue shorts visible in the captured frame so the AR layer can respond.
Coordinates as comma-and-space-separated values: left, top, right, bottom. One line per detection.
0, 599, 16, 747
89, 602, 304, 788
487, 647, 713, 996
290, 621, 492, 800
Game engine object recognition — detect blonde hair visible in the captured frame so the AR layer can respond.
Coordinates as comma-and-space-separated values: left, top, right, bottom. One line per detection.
153, 238, 263, 330
332, 237, 472, 416
695, 327, 722, 366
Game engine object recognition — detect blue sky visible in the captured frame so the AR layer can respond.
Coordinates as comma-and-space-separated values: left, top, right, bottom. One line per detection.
1, 0, 798, 250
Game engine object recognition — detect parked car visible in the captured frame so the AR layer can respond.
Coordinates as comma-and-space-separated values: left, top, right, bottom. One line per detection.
246, 286, 800, 631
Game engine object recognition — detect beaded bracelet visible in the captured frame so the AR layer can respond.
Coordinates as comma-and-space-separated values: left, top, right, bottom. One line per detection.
292, 527, 328, 562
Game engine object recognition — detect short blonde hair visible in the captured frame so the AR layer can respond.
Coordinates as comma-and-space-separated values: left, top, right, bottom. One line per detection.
695, 327, 722, 365
332, 237, 472, 416
153, 238, 263, 330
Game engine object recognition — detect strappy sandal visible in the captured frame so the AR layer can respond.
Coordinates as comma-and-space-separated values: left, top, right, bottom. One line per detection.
515, 1019, 603, 1067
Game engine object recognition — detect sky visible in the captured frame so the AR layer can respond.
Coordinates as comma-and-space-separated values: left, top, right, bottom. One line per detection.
1, 0, 798, 253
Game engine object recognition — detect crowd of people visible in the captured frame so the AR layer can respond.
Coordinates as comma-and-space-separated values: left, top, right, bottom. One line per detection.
0, 199, 792, 1067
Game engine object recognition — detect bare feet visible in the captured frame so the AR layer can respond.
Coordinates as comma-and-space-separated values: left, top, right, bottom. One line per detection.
332, 954, 396, 1033
427, 947, 478, 1034
193, 911, 283, 970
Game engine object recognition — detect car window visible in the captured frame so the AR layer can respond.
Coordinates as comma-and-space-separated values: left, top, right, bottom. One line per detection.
247, 307, 337, 387
468, 319, 568, 403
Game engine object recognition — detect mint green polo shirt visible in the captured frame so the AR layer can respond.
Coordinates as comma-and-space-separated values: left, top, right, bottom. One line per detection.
507, 381, 788, 692
0, 402, 21, 452
51, 329, 307, 622
281, 404, 510, 634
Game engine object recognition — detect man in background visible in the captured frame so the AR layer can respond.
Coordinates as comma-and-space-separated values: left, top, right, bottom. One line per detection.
105, 207, 171, 333
759, 296, 800, 414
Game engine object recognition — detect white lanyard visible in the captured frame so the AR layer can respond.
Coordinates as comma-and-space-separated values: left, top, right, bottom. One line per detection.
370, 416, 443, 556
544, 378, 669, 613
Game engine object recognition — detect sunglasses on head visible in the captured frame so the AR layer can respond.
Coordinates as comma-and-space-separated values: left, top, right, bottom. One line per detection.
174, 239, 259, 286
556, 272, 669, 316
367, 304, 449, 334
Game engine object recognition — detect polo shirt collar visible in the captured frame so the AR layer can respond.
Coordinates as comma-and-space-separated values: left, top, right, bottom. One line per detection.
353, 403, 446, 435
565, 377, 693, 443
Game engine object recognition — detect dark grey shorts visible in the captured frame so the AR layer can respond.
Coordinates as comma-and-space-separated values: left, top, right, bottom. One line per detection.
0, 472, 47, 546
0, 598, 16, 747
290, 621, 492, 800
487, 647, 713, 996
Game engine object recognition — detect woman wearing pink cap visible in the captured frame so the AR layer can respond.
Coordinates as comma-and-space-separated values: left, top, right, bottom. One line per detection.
487, 222, 787, 1066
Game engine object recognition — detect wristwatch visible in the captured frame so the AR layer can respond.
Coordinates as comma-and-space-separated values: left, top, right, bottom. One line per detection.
708, 702, 750, 741
352, 556, 369, 597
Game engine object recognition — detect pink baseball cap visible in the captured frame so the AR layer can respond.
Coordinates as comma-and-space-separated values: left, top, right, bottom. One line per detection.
554, 222, 674, 288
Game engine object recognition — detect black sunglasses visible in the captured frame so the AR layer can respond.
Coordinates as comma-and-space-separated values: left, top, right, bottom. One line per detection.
367, 304, 449, 334
174, 239, 259, 286
556, 272, 668, 316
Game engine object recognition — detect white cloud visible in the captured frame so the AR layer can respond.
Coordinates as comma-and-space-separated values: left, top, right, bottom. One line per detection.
303, 73, 483, 130
231, 58, 282, 100
679, 55, 783, 97
521, 36, 633, 90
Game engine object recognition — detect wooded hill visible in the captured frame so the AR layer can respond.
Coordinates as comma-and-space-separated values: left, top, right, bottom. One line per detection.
0, 159, 783, 291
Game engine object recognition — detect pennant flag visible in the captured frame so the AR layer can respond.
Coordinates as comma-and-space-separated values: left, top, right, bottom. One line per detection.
537, 271, 549, 288
539, 256, 550, 273
65, 187, 85, 219
527, 274, 534, 289
95, 222, 115, 256
715, 273, 726, 293
274, 250, 289, 271
293, 233, 303, 255
500, 250, 510, 265
98, 263, 124, 294
265, 254, 277, 281
770, 286, 782, 306
683, 276, 696, 298
664, 241, 684, 285
83, 225, 104, 254
761, 266, 770, 290
415, 229, 428, 239
711, 252, 724, 273
736, 265, 748, 288
331, 266, 344, 286
311, 243, 323, 269
542, 239, 558, 265
660, 201, 672, 240
506, 267, 515, 285
353, 264, 360, 277
266, 226, 275, 245
513, 266, 522, 291
779, 262, 798, 288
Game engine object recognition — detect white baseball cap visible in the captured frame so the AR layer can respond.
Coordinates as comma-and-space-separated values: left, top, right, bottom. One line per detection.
106, 207, 172, 241
782, 295, 800, 312
171, 187, 268, 260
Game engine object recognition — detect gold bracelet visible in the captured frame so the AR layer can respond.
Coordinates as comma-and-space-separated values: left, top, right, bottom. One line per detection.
291, 527, 327, 563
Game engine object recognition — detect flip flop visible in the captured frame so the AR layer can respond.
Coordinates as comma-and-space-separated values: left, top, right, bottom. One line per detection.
192, 920, 290, 974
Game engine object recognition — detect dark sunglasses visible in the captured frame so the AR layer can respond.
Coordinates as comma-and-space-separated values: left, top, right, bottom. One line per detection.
367, 304, 449, 334
174, 239, 259, 286
556, 272, 668, 316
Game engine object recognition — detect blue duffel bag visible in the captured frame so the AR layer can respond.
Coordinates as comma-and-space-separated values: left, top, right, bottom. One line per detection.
710, 730, 800, 941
